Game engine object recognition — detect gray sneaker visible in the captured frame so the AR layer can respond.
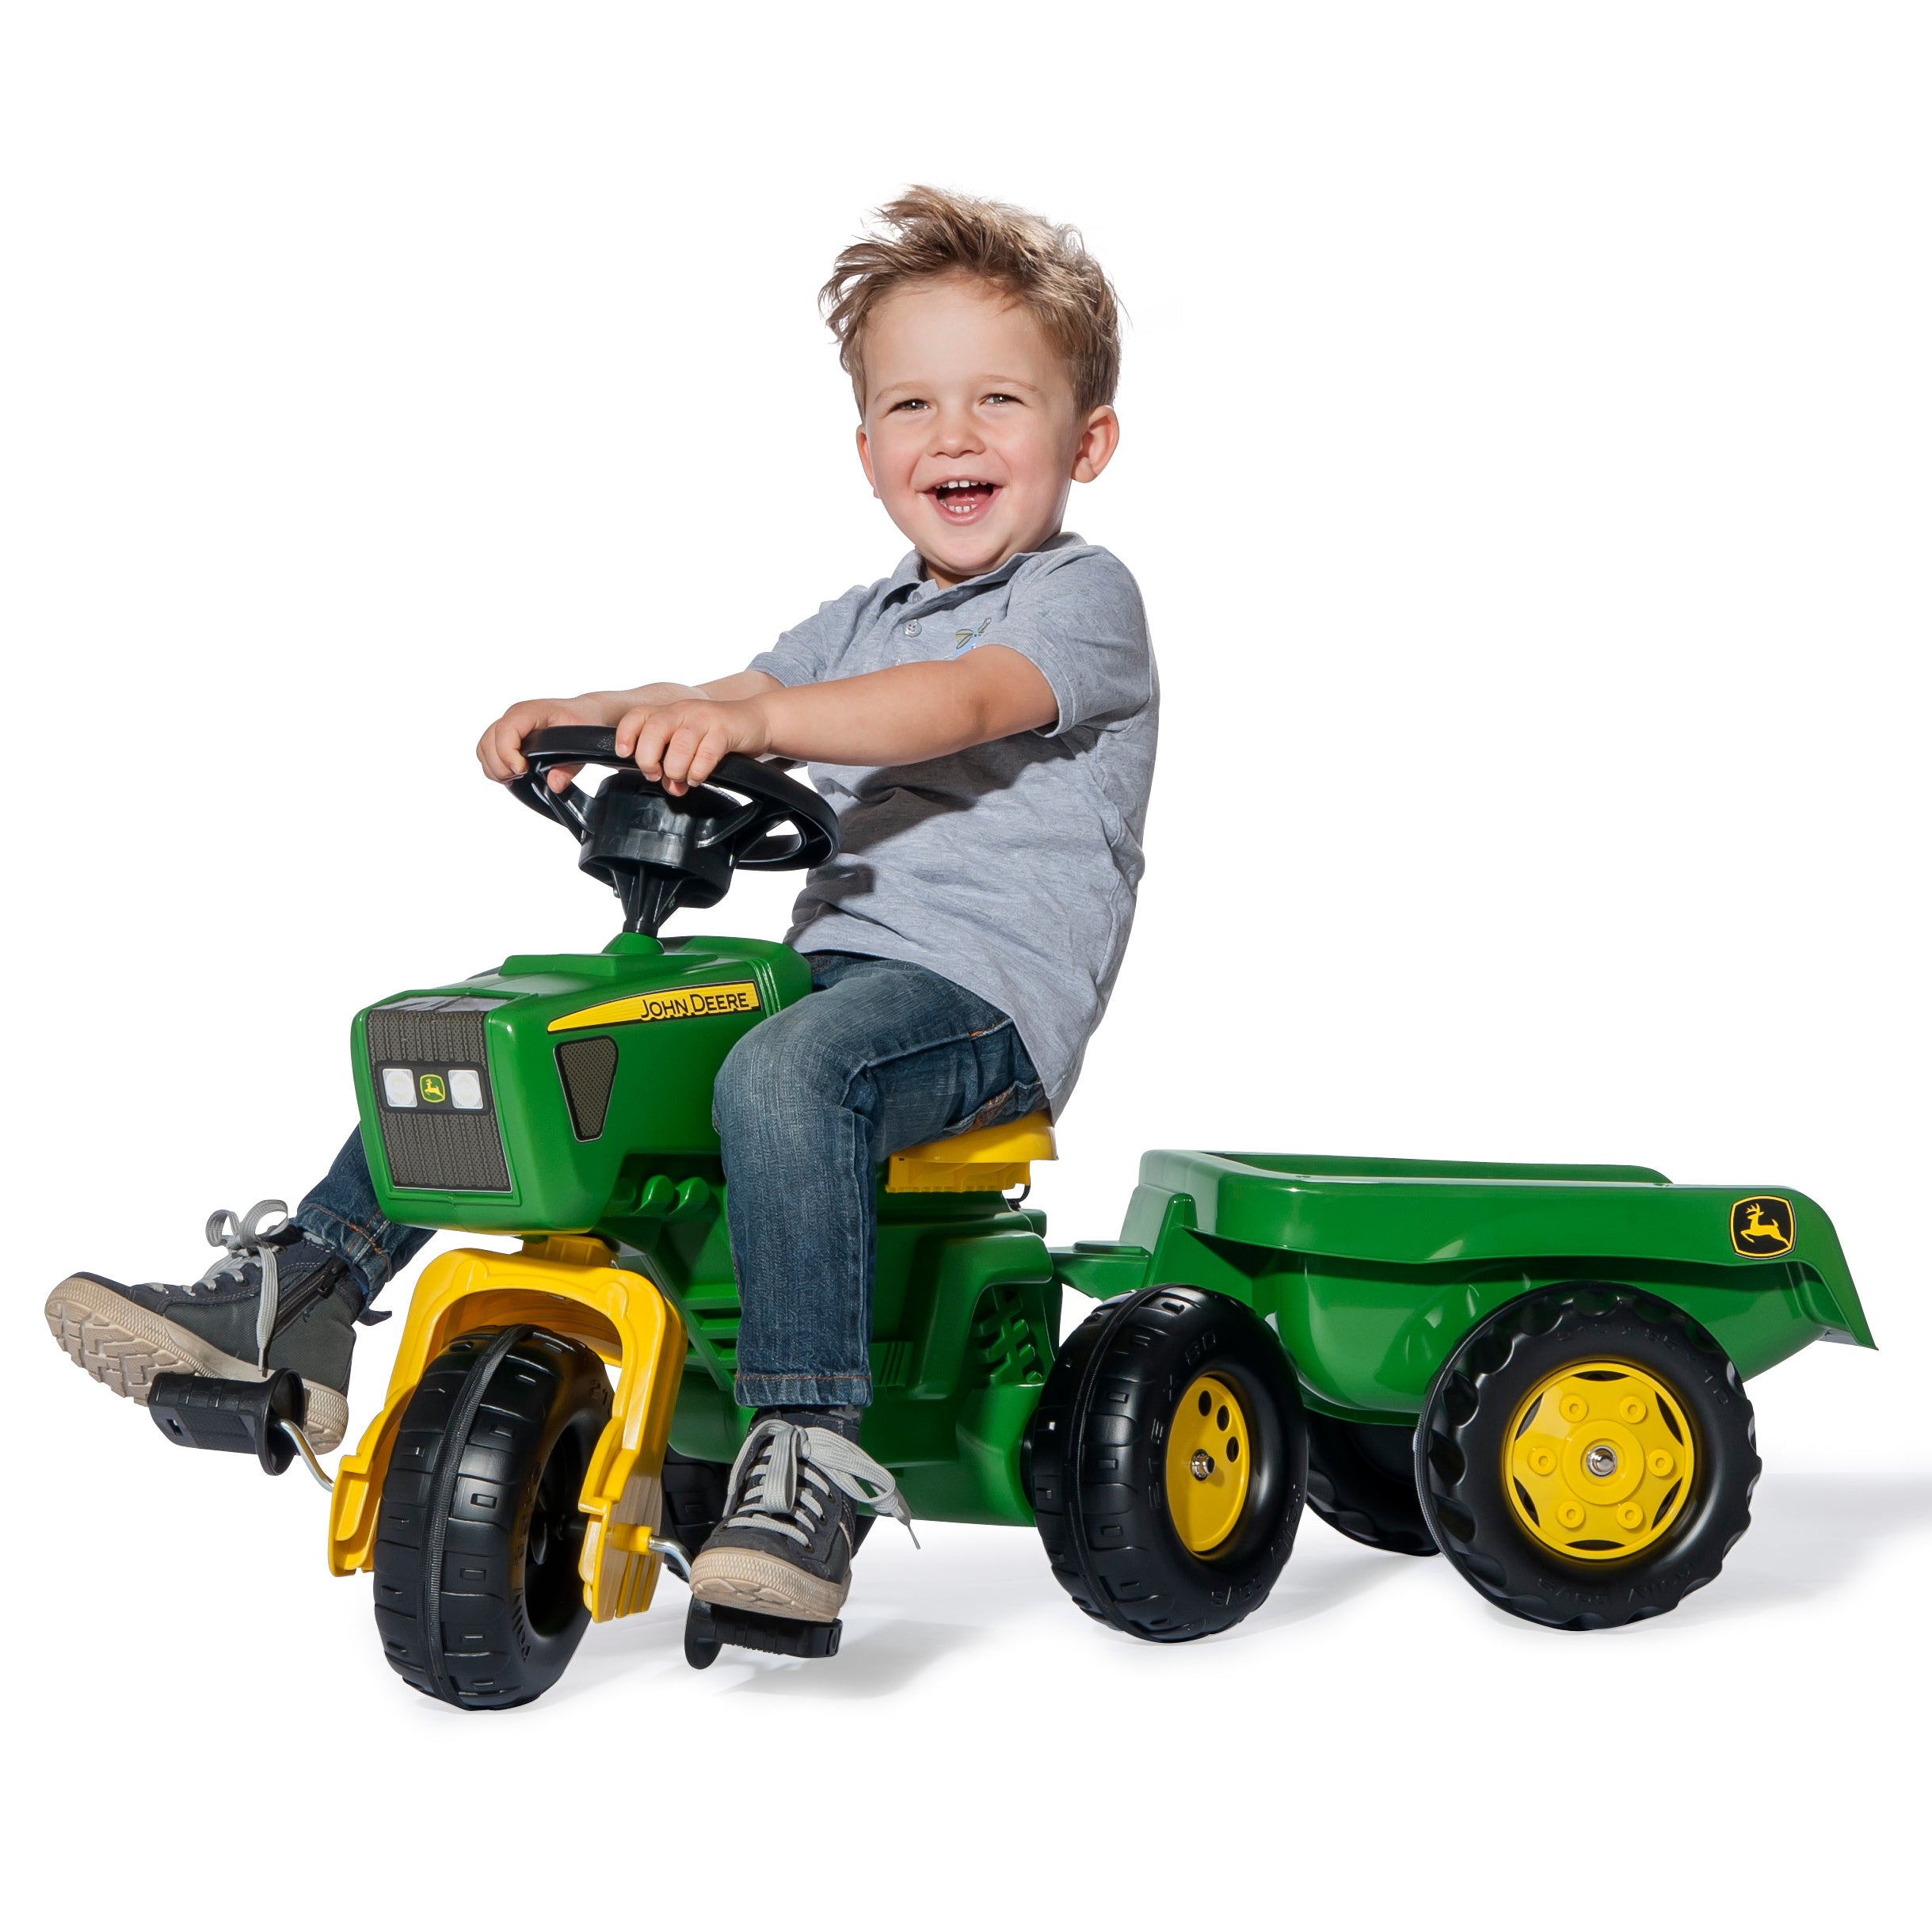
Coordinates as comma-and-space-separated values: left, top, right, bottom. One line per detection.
688, 1408, 915, 1623
45, 1202, 361, 1453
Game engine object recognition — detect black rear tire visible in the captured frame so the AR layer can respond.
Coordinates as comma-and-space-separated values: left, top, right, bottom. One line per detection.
1031, 1286, 1307, 1642
662, 1444, 732, 1559
1305, 1412, 1439, 1556
372, 1325, 612, 1709
1416, 1285, 1759, 1630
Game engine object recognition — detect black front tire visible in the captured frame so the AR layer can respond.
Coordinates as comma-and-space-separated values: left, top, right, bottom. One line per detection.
1416, 1285, 1759, 1630
1031, 1286, 1307, 1642
1305, 1412, 1439, 1556
373, 1325, 612, 1709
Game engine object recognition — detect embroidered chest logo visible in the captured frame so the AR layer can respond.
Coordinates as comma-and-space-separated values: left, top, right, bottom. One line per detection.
1730, 1196, 1795, 1257
953, 617, 993, 654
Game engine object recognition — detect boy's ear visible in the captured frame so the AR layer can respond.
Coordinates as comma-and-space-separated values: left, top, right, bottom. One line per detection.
1070, 406, 1121, 485
856, 424, 879, 497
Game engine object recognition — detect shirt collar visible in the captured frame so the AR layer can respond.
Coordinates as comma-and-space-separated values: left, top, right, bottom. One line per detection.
881, 530, 1084, 608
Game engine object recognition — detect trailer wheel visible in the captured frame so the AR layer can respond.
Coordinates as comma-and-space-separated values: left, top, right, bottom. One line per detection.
1416, 1285, 1759, 1629
1305, 1412, 1439, 1556
372, 1325, 612, 1709
1031, 1286, 1306, 1642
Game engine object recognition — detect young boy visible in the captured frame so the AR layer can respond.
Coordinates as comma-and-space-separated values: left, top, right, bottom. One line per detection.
46, 186, 1157, 1624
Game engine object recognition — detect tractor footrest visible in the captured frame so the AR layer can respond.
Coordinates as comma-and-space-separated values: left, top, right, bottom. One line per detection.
684, 1598, 842, 1668
149, 1370, 306, 1476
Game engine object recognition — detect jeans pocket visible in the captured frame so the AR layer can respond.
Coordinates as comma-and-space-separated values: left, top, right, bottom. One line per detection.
952, 1074, 1047, 1137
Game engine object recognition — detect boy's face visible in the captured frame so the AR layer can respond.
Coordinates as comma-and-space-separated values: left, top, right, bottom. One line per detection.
855, 275, 1118, 588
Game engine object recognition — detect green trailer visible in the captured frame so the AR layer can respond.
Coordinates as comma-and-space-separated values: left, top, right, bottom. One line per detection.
148, 731, 1876, 1706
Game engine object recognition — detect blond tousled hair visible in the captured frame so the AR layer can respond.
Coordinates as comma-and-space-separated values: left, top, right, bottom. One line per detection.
820, 186, 1122, 418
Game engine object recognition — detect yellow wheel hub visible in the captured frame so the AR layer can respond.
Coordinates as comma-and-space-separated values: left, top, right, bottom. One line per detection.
1505, 1360, 1696, 1561
1166, 1373, 1251, 1554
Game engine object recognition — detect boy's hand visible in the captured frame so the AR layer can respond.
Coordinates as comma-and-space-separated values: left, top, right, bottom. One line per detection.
615, 697, 773, 795
477, 687, 704, 793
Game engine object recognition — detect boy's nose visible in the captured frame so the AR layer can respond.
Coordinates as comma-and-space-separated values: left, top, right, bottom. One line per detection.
928, 410, 982, 457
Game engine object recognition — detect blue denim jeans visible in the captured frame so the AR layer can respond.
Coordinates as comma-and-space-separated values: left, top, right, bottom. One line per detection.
714, 953, 1045, 1408
295, 952, 1043, 1412
292, 1133, 433, 1299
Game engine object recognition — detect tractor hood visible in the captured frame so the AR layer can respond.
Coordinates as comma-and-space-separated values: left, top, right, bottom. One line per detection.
351, 932, 811, 1233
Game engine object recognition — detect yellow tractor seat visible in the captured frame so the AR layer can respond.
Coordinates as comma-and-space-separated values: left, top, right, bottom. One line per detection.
885, 1111, 1057, 1194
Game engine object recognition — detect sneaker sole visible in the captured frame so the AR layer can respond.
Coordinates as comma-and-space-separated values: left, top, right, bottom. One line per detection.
44, 1275, 348, 1456
688, 1548, 850, 1623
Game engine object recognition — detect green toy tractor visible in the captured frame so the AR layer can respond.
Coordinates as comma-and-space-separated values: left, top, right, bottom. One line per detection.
151, 729, 1874, 1708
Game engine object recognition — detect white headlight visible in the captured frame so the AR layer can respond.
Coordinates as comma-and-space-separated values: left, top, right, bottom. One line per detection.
449, 1068, 485, 1111
382, 1067, 417, 1108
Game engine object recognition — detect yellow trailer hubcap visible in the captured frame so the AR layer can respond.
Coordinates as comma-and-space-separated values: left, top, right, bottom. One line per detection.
1505, 1361, 1696, 1560
1166, 1374, 1251, 1553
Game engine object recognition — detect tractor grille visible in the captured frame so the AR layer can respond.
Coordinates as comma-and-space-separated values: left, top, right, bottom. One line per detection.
365, 997, 512, 1193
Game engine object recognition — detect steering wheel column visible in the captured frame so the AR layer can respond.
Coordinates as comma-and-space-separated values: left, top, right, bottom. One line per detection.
507, 727, 838, 937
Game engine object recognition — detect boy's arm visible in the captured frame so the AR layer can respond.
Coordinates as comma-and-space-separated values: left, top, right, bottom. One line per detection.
614, 648, 1058, 795
476, 672, 783, 791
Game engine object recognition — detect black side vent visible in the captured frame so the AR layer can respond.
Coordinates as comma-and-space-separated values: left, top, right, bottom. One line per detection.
555, 1036, 620, 1141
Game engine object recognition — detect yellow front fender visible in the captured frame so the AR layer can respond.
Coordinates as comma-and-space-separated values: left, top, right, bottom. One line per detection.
326, 1236, 686, 1622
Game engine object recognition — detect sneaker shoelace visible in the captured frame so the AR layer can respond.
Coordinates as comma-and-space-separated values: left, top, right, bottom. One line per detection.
194, 1200, 291, 1370
719, 1417, 918, 1550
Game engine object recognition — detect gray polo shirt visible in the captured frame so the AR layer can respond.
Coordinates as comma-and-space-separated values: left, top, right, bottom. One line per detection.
749, 532, 1157, 1118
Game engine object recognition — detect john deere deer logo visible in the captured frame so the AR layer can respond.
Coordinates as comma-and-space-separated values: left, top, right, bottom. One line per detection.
1731, 1196, 1795, 1256
417, 1073, 447, 1105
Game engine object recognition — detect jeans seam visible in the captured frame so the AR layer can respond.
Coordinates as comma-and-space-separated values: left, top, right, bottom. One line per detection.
336, 1212, 396, 1264
807, 956, 1037, 1107
735, 1374, 875, 1406
294, 1214, 378, 1297
722, 953, 1042, 1404
838, 1093, 871, 1381
833, 1014, 1017, 1115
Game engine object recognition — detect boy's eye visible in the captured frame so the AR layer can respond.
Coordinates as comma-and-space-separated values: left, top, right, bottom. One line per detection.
891, 398, 928, 413
985, 393, 1019, 406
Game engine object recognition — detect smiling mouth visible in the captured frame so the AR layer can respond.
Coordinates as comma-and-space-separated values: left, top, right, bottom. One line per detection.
929, 478, 1000, 518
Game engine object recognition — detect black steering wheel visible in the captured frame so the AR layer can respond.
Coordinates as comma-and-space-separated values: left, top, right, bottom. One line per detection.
508, 726, 838, 936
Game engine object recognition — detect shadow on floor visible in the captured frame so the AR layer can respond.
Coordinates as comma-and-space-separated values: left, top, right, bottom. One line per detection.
1220, 1527, 1423, 1642
720, 1618, 985, 1700
560, 1599, 986, 1703
1677, 1470, 1932, 1620
553, 1534, 1024, 1703
549, 1469, 1931, 1698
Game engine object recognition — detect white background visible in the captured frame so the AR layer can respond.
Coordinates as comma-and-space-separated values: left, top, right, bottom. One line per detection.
3, 6, 1926, 1927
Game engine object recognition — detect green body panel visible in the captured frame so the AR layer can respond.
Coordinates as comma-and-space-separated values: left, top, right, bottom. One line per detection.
351, 934, 1058, 1526
1050, 1150, 1874, 1424
352, 932, 810, 1233
605, 1190, 1058, 1527
352, 940, 1871, 1526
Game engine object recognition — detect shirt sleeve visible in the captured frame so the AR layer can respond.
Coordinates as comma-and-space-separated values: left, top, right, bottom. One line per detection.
746, 580, 874, 688
980, 547, 1153, 737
